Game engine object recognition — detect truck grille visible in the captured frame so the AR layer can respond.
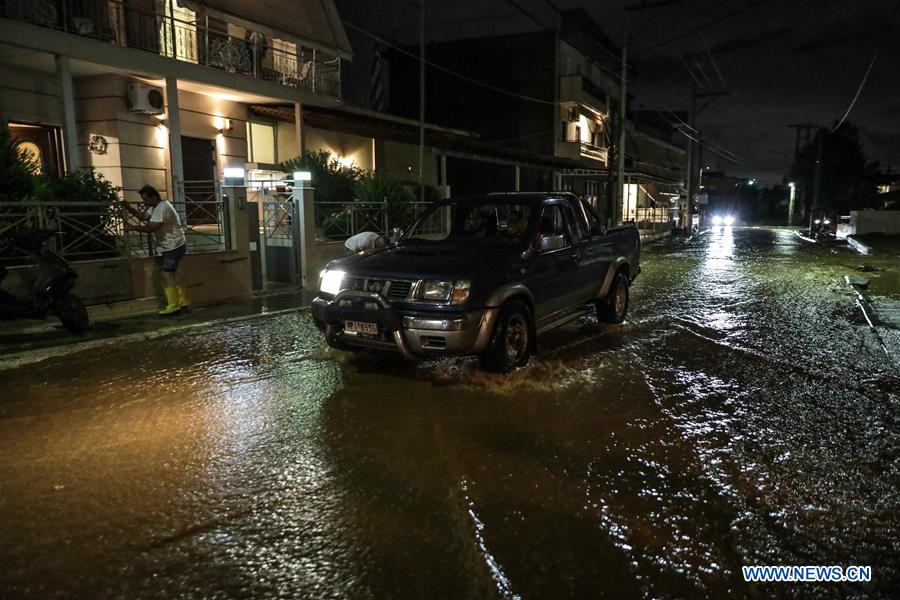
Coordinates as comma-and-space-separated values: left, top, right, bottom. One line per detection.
342, 277, 414, 301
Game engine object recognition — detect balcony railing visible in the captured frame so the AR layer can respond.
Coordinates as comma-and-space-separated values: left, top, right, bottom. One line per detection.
0, 0, 341, 98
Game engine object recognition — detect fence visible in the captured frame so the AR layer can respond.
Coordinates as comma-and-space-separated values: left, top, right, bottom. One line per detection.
0, 193, 229, 265
313, 200, 441, 241
0, 0, 341, 98
0, 200, 131, 265
630, 207, 677, 233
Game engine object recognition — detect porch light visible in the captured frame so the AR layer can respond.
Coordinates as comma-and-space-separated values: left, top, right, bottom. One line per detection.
293, 171, 312, 182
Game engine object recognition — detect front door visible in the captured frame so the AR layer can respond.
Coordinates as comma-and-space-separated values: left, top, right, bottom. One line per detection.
9, 122, 63, 176
180, 136, 216, 225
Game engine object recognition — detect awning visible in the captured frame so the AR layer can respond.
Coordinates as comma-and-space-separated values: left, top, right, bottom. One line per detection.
180, 0, 353, 59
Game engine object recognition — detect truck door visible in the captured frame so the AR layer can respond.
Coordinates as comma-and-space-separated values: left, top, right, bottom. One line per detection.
570, 197, 614, 299
527, 202, 582, 318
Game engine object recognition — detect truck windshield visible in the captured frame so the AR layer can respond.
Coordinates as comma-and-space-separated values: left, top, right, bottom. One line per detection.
404, 201, 534, 244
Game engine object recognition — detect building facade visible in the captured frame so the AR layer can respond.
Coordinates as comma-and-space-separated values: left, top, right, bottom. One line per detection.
385, 8, 685, 228
1, 0, 352, 304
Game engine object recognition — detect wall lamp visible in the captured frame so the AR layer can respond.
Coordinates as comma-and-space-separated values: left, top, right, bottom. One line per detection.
217, 118, 233, 135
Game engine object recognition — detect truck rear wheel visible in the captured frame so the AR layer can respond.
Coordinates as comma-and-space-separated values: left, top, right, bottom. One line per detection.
597, 271, 629, 323
479, 299, 534, 373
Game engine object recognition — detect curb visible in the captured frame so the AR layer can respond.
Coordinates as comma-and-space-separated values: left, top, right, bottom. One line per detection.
0, 306, 310, 371
847, 236, 872, 255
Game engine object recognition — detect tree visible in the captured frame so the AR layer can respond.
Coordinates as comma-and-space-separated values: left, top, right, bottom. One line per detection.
793, 122, 879, 217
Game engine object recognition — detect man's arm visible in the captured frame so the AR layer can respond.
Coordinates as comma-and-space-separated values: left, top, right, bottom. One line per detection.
125, 220, 164, 233
121, 200, 150, 223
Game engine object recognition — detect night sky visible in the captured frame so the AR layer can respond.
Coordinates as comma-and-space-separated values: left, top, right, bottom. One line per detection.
336, 0, 900, 185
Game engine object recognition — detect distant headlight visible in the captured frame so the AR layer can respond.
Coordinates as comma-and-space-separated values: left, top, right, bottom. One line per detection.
417, 280, 471, 305
319, 269, 345, 295
711, 215, 723, 226
723, 215, 735, 226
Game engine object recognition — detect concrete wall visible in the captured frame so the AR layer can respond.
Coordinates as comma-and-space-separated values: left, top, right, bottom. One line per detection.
0, 63, 60, 125
273, 121, 375, 170
851, 210, 900, 235
377, 139, 439, 186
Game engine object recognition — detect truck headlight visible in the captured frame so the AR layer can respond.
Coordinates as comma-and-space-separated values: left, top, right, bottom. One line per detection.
418, 280, 470, 304
319, 269, 345, 295
422, 280, 453, 302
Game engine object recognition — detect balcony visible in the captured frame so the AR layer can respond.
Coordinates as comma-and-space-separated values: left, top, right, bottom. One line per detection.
0, 0, 341, 98
557, 140, 608, 165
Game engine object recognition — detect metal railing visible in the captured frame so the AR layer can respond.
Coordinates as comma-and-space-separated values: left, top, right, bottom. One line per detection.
629, 207, 678, 233
0, 190, 229, 264
0, 0, 341, 98
313, 200, 441, 241
179, 180, 230, 253
0, 200, 130, 264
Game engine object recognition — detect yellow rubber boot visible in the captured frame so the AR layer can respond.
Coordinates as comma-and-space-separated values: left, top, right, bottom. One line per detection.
177, 285, 190, 309
158, 287, 182, 315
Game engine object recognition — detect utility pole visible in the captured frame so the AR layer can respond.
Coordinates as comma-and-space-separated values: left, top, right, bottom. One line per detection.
615, 10, 628, 226
809, 127, 826, 231
617, 0, 681, 226
418, 0, 425, 203
686, 88, 728, 228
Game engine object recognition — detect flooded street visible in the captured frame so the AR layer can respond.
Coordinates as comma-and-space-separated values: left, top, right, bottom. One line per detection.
1, 227, 898, 599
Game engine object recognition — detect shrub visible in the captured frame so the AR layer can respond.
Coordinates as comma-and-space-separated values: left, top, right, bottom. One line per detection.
355, 170, 416, 230
0, 124, 37, 203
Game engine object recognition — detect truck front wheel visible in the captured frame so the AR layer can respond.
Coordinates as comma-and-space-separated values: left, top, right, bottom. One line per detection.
479, 299, 534, 373
597, 271, 629, 323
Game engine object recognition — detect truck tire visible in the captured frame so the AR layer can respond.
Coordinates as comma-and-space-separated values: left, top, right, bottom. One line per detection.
479, 299, 534, 373
55, 294, 90, 333
597, 271, 629, 324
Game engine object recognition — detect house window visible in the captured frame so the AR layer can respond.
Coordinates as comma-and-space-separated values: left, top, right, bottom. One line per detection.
247, 122, 276, 164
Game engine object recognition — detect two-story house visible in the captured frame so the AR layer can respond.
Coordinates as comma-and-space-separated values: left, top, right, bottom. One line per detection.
1, 0, 352, 305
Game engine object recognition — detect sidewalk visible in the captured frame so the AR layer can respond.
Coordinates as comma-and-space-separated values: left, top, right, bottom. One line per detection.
845, 234, 900, 329
0, 289, 315, 369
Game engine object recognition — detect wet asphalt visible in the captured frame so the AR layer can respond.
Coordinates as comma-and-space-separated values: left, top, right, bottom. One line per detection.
1, 227, 898, 599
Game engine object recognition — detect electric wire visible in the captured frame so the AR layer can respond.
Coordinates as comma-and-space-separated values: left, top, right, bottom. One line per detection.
831, 0, 900, 132
342, 18, 560, 106
634, 0, 768, 56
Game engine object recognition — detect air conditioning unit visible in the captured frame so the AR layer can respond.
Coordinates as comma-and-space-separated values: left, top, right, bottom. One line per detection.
127, 83, 165, 114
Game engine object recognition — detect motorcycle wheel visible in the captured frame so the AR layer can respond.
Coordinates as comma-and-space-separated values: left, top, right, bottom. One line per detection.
55, 294, 90, 333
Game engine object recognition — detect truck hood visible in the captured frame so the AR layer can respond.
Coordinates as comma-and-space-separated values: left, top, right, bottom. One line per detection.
327, 242, 526, 280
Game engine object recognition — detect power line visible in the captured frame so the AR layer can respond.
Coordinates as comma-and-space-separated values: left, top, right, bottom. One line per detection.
634, 0, 768, 56
831, 0, 900, 132
505, 0, 622, 79
699, 31, 727, 87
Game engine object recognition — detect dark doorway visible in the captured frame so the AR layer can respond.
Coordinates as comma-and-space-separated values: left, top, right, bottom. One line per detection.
9, 122, 63, 176
180, 136, 216, 226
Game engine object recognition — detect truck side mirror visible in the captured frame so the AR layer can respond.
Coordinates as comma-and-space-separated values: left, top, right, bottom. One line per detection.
539, 234, 566, 252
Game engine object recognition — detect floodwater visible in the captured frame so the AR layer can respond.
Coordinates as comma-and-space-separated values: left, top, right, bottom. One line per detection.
1, 227, 898, 599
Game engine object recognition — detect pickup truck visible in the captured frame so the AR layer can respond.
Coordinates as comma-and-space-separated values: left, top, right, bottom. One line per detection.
311, 192, 641, 372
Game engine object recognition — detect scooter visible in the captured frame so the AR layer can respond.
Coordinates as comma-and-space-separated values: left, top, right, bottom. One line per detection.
0, 230, 90, 333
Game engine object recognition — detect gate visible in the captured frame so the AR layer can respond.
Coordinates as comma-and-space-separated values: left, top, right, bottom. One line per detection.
248, 182, 301, 285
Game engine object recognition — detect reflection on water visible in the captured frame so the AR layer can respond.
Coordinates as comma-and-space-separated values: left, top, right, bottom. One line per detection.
1, 228, 898, 599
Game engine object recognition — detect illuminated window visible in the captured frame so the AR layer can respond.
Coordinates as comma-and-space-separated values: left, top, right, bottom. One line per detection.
160, 3, 197, 62
16, 141, 42, 174
246, 122, 276, 164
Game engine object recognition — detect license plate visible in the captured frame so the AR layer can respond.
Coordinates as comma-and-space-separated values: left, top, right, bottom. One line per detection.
344, 320, 378, 335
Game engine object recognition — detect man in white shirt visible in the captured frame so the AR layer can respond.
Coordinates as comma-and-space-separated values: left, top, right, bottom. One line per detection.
123, 185, 188, 315
344, 231, 387, 254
